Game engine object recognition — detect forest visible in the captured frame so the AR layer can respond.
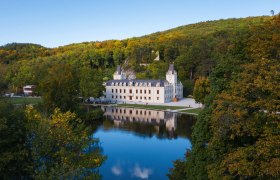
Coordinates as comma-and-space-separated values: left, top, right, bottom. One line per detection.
0, 16, 271, 98
0, 15, 279, 179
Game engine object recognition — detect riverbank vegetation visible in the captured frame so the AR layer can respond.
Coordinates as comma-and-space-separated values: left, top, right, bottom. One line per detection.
0, 99, 106, 179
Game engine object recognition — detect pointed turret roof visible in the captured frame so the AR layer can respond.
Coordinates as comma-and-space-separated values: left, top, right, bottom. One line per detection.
116, 65, 121, 75
168, 64, 175, 74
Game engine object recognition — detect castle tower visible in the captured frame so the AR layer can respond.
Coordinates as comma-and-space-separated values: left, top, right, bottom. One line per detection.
166, 64, 177, 84
113, 65, 126, 80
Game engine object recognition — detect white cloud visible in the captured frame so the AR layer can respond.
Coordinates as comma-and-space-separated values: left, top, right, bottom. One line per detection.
111, 165, 122, 176
132, 164, 153, 179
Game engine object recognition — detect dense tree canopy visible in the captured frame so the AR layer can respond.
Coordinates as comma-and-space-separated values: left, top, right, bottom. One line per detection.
0, 100, 105, 179
169, 15, 280, 179
0, 16, 271, 98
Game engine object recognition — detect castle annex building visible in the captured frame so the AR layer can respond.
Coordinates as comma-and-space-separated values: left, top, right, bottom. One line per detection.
105, 64, 183, 103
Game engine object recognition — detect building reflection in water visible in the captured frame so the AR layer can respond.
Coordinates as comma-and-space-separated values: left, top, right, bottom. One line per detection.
102, 106, 179, 139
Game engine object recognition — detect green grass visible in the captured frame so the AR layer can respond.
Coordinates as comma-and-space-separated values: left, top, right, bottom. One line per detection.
180, 108, 203, 115
117, 103, 187, 110
8, 97, 42, 105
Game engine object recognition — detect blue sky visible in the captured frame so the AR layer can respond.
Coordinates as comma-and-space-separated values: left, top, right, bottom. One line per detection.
0, 0, 279, 47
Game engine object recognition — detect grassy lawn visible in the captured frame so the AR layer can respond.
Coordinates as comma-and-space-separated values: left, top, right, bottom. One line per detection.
180, 108, 203, 115
8, 97, 42, 105
117, 103, 187, 110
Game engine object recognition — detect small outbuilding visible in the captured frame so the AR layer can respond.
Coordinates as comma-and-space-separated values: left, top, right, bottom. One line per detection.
23, 85, 36, 96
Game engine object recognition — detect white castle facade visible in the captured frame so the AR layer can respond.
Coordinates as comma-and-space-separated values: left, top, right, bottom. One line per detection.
105, 64, 183, 103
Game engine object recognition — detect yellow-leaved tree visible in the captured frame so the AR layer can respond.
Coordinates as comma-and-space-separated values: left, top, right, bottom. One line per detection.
208, 58, 280, 179
25, 106, 106, 179
193, 76, 210, 104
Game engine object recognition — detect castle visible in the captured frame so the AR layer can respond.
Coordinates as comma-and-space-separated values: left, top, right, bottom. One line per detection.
105, 64, 183, 103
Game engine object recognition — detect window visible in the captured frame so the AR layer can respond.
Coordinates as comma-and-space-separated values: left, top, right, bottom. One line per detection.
112, 95, 114, 98
140, 96, 142, 100
136, 96, 138, 99
149, 97, 151, 100
129, 89, 132, 93
157, 90, 159, 94
124, 89, 126, 93
144, 90, 146, 94
144, 97, 146, 100
124, 96, 126, 99
120, 89, 122, 93
120, 96, 122, 99
116, 96, 118, 99
136, 90, 138, 93
116, 89, 118, 93
149, 90, 151, 94
112, 89, 114, 93
157, 97, 159, 100
140, 90, 142, 94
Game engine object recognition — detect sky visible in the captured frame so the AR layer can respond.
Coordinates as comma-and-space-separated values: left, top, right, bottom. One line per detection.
0, 0, 279, 48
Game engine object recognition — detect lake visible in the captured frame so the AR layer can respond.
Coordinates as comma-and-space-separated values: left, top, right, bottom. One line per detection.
92, 106, 196, 180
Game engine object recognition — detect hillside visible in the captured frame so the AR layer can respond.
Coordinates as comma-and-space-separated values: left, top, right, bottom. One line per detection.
0, 16, 272, 95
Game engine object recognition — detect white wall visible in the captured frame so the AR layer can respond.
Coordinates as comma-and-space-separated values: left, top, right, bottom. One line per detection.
105, 85, 173, 103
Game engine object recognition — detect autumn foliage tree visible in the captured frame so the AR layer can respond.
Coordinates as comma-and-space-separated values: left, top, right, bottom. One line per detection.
39, 63, 79, 112
193, 76, 210, 104
25, 106, 106, 179
0, 100, 105, 179
169, 15, 280, 180
208, 58, 280, 178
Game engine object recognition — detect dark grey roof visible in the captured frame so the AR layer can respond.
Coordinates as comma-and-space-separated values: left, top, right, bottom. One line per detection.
106, 79, 168, 87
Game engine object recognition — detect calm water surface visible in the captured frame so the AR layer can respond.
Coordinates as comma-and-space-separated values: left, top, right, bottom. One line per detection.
93, 106, 196, 180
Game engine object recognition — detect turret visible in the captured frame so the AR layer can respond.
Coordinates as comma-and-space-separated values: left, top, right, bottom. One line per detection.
113, 65, 126, 80
166, 64, 177, 84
